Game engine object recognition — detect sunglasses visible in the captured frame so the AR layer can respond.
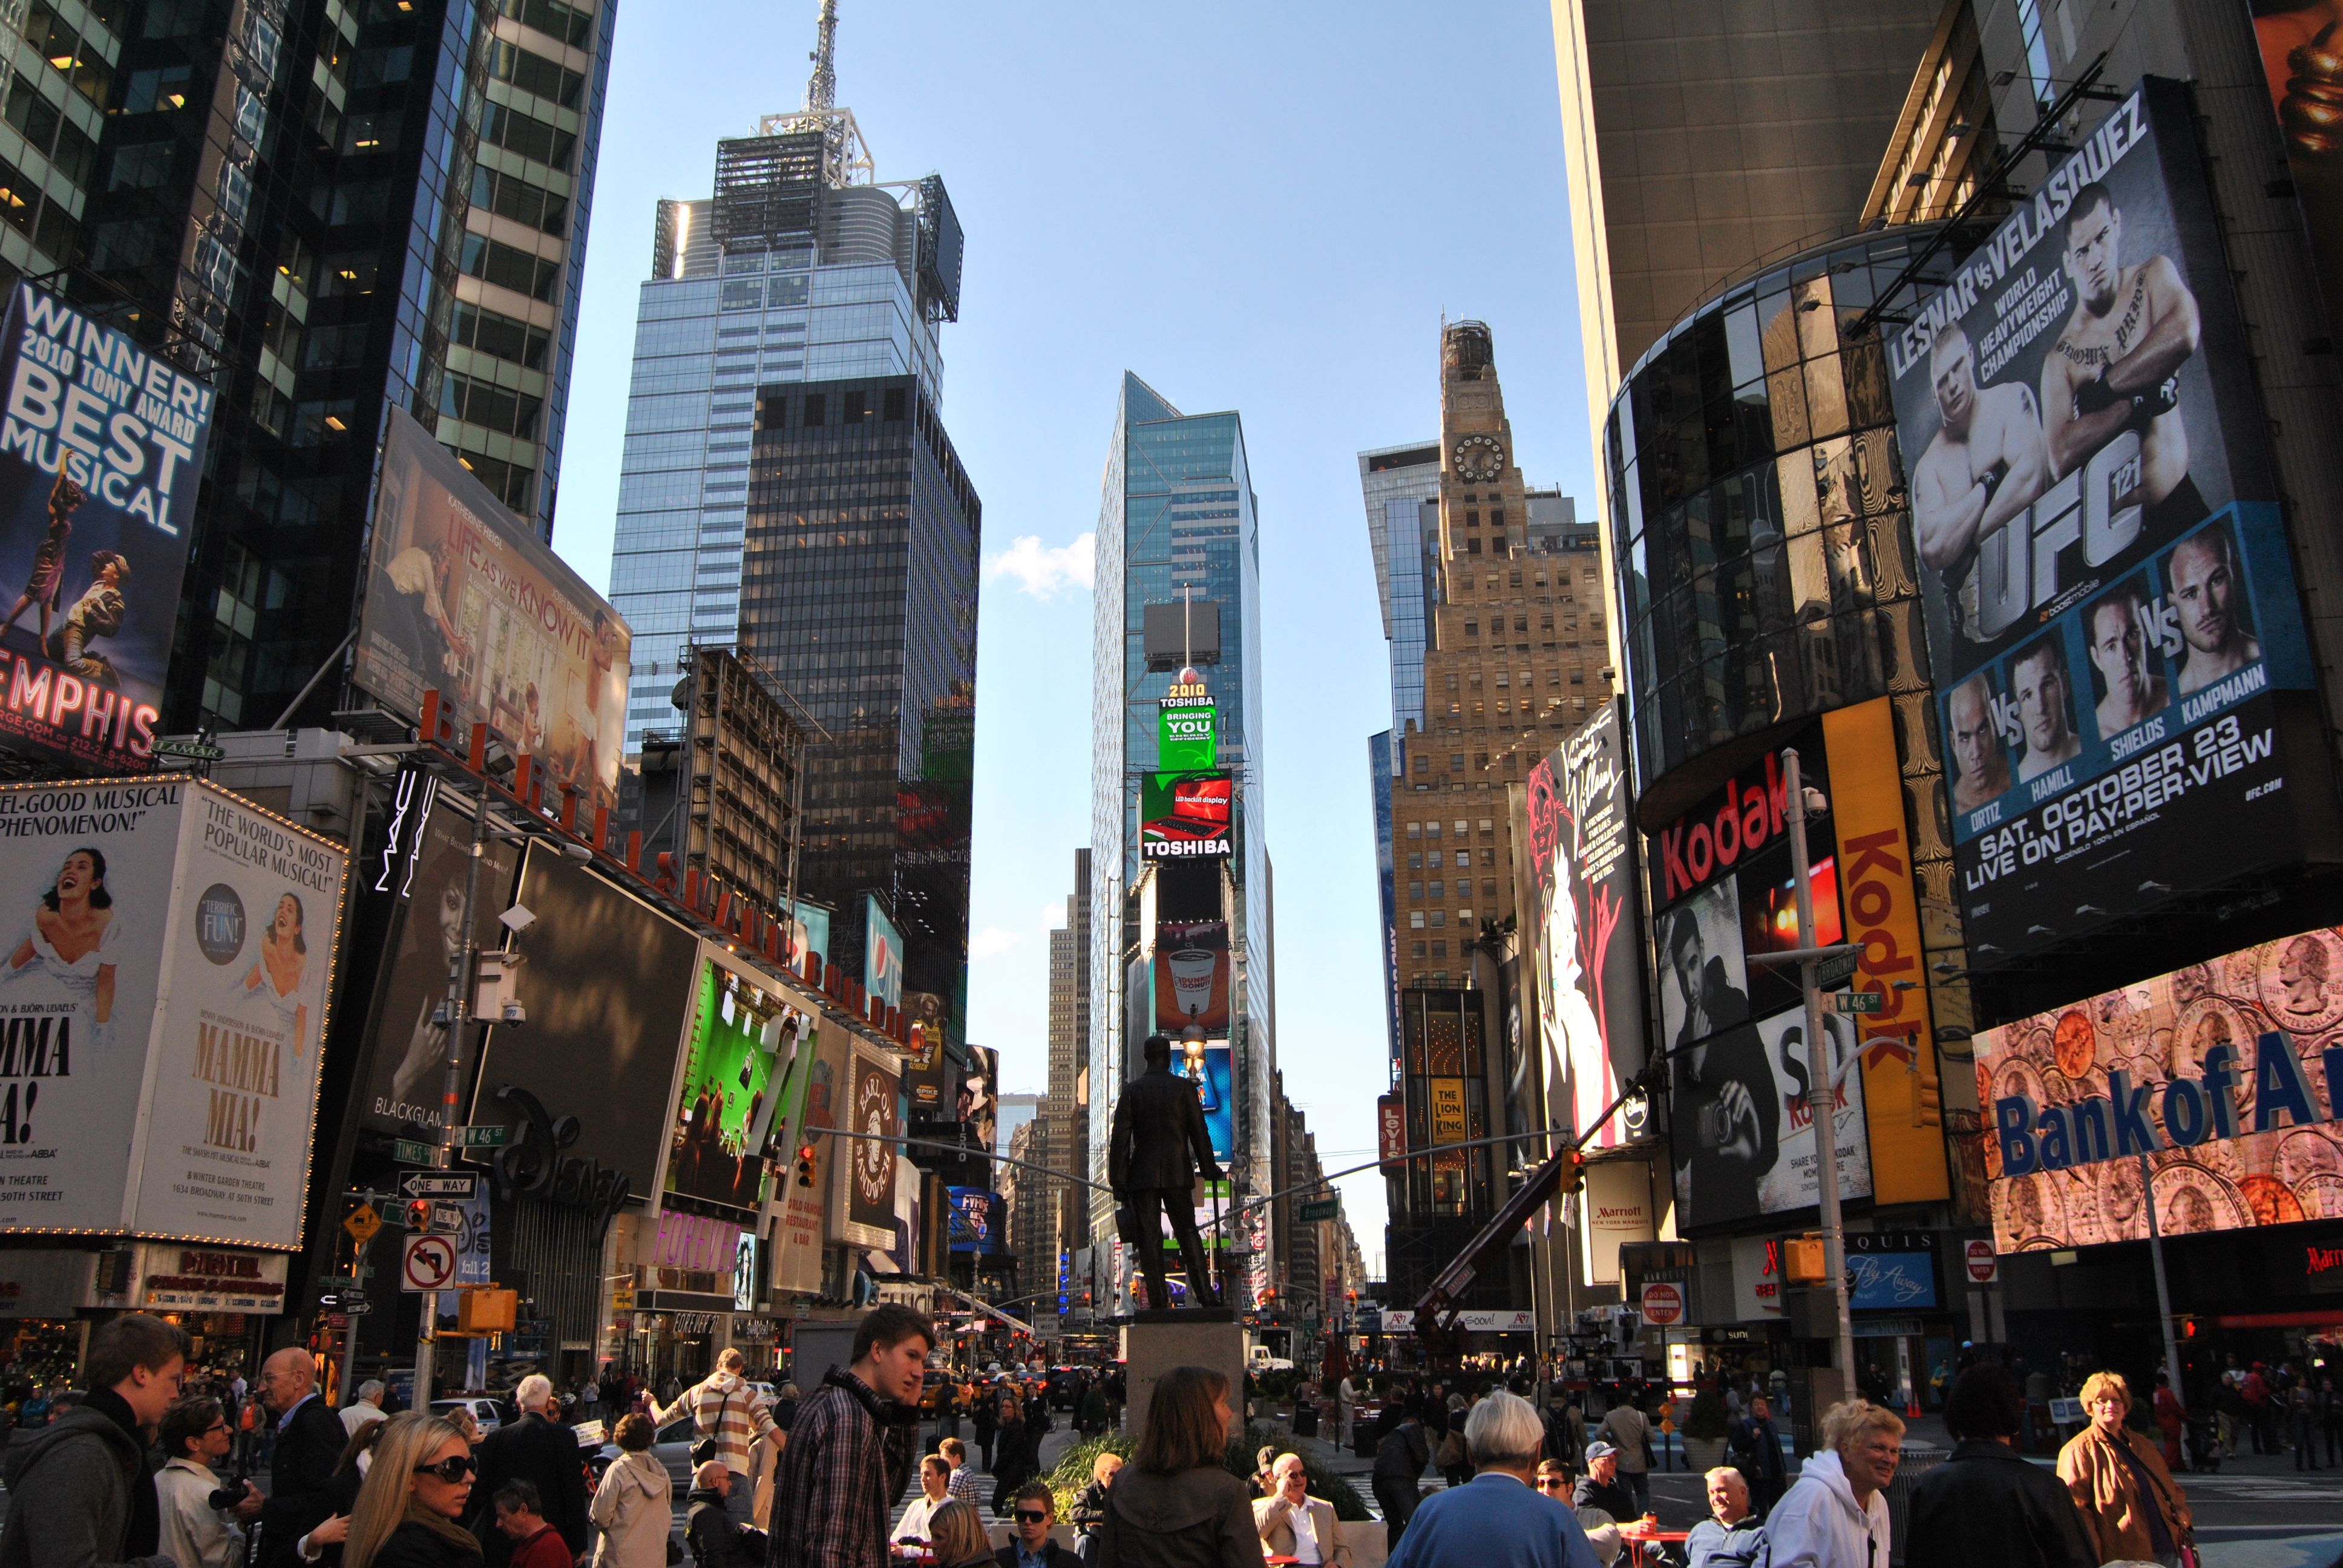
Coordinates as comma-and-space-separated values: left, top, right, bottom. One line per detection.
1014, 1512, 1049, 1524
415, 1456, 476, 1483
1535, 1478, 1568, 1491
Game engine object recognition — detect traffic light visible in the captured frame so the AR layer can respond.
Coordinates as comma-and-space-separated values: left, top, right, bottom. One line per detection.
405, 1200, 430, 1233
795, 1144, 818, 1187
1559, 1151, 1588, 1198
1912, 1053, 1941, 1128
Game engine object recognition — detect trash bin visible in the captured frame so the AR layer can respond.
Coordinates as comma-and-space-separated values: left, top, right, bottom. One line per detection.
1293, 1402, 1319, 1437
1884, 1442, 1947, 1566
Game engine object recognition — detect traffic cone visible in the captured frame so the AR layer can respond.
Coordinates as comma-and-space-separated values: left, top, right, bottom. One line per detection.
1906, 1393, 1922, 1418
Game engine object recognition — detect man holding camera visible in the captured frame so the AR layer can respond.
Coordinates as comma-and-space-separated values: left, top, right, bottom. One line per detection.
156, 1394, 263, 1568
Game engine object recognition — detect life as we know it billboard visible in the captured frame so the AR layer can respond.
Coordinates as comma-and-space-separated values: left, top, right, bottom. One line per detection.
1886, 77, 2312, 964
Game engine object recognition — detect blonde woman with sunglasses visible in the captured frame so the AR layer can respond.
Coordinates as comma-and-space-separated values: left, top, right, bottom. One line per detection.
344, 1413, 483, 1568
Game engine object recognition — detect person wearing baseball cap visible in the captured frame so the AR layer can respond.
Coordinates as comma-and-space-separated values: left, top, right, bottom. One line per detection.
1572, 1442, 1635, 1523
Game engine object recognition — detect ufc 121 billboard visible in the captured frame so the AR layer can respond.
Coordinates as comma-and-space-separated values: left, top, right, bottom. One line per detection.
1885, 77, 2313, 963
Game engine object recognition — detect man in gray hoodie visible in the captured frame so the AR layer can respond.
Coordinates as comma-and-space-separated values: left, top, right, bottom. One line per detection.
0, 1312, 189, 1568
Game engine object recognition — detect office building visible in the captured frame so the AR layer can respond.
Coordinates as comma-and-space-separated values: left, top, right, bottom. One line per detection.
0, 0, 615, 736
1087, 371, 1275, 1305
1046, 848, 1092, 1266
605, 16, 961, 754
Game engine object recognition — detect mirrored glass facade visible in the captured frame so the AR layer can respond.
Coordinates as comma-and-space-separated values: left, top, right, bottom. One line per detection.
1607, 229, 1939, 789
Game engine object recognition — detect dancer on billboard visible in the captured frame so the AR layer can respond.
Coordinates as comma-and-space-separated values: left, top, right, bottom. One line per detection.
2, 847, 117, 1040
48, 550, 129, 685
2041, 182, 2206, 529
241, 892, 310, 1058
1913, 322, 2048, 595
0, 466, 84, 650
2167, 523, 2263, 694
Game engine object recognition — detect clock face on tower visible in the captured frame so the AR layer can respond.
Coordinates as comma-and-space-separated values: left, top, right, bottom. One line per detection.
1453, 434, 1504, 483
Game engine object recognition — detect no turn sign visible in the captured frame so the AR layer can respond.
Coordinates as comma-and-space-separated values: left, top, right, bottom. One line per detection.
401, 1233, 457, 1292
1639, 1281, 1685, 1327
1965, 1239, 1999, 1284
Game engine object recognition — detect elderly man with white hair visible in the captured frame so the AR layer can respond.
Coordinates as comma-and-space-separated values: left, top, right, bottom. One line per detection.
339, 1377, 386, 1437
1387, 1390, 1605, 1568
1254, 1452, 1352, 1568
467, 1373, 589, 1568
1685, 1468, 1768, 1568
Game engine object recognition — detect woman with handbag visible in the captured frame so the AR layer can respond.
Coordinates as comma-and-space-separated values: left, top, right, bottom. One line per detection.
591, 1414, 673, 1568
2058, 1371, 2196, 1568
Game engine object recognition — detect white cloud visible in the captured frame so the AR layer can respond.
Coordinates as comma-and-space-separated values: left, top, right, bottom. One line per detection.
986, 532, 1095, 597
969, 926, 1022, 960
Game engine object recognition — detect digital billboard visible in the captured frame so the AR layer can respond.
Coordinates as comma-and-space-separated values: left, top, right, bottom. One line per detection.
836, 1040, 899, 1247
946, 1186, 1007, 1255
1523, 702, 1647, 1152
353, 407, 631, 817
1976, 924, 2343, 1252
664, 947, 799, 1216
0, 779, 345, 1247
863, 896, 903, 1011
1153, 918, 1230, 1033
958, 1045, 998, 1160
771, 1022, 841, 1298
1159, 699, 1216, 771
1140, 771, 1231, 860
0, 284, 214, 771
1885, 77, 2309, 961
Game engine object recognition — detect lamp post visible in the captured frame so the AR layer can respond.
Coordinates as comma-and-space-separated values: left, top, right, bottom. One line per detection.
1782, 747, 1858, 1387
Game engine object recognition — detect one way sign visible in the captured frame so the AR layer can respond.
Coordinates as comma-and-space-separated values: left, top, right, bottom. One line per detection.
399, 1173, 477, 1199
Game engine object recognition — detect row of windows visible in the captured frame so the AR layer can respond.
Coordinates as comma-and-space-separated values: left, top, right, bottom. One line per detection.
1407, 879, 1496, 901
479, 99, 576, 173
756, 387, 910, 429
441, 369, 543, 440
487, 37, 583, 108
24, 3, 114, 113
495, 0, 596, 50
450, 301, 550, 369
8, 76, 97, 187
460, 232, 560, 301
471, 163, 566, 235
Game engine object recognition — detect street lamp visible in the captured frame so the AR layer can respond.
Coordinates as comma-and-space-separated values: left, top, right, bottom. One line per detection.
1781, 747, 1858, 1387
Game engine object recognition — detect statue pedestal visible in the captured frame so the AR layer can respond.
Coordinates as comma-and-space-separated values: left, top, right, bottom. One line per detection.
1120, 1312, 1245, 1437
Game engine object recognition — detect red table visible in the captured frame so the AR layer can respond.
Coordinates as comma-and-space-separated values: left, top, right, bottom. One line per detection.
1615, 1523, 1688, 1568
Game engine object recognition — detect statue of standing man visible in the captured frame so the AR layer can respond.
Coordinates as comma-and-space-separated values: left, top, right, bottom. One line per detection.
1109, 1033, 1224, 1310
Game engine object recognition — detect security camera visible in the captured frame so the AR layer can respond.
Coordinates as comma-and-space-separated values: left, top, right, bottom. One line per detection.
562, 841, 594, 863
501, 1001, 527, 1026
498, 904, 537, 935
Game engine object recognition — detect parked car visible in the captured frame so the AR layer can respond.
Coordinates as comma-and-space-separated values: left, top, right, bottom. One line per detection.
919, 1369, 954, 1414
591, 1413, 696, 1497
430, 1397, 513, 1436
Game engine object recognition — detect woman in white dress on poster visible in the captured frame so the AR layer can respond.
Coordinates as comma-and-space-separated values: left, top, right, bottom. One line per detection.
3, 846, 119, 1045
242, 892, 309, 1057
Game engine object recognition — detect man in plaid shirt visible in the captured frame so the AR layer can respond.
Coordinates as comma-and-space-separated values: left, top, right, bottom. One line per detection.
769, 1304, 933, 1568
655, 1347, 781, 1529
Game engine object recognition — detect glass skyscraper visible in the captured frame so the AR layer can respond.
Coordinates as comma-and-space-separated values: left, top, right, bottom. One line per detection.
1087, 372, 1273, 1301
1358, 442, 1438, 1060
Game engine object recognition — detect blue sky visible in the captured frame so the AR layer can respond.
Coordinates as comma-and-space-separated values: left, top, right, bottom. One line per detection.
549, 1, 1600, 1271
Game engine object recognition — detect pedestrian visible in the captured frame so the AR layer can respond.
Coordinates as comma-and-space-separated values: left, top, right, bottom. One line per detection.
2153, 1373, 2188, 1474
2244, 1362, 2275, 1454
2215, 1373, 2246, 1461
341, 1413, 482, 1568
2292, 1378, 2323, 1472
1591, 1397, 1653, 1515
1384, 1391, 1601, 1568
588, 1413, 669, 1568
344, 1379, 389, 1439
1765, 1399, 1901, 1568
1082, 1379, 1109, 1441
652, 1347, 782, 1531
686, 1462, 768, 1568
991, 1389, 1031, 1515
939, 1437, 982, 1507
2059, 1371, 2194, 1568
1253, 1453, 1351, 1568
490, 1481, 572, 1568
260, 1342, 356, 1568
1722, 1394, 1784, 1519
1371, 1397, 1433, 1549
974, 1383, 1000, 1472
998, 1480, 1083, 1568
1337, 1374, 1357, 1449
0, 1313, 187, 1568
896, 1455, 956, 1544
1068, 1451, 1123, 1550
1570, 1442, 1634, 1523
467, 1376, 588, 1568
1088, 1364, 1259, 1568
1433, 1408, 1472, 1490
1905, 1365, 2094, 1568
926, 1501, 996, 1568
1683, 1468, 1767, 1568
2326, 1377, 2343, 1469
767, 1302, 931, 1568
156, 1393, 264, 1568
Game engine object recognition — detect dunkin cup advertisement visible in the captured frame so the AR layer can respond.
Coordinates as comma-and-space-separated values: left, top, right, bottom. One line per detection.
0, 778, 344, 1246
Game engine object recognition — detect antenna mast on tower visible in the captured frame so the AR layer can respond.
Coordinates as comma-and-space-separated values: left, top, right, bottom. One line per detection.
756, 0, 871, 186
806, 0, 837, 112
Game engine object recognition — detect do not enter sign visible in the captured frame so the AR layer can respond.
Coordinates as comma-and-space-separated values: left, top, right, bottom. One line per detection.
1965, 1239, 1999, 1284
1639, 1281, 1685, 1327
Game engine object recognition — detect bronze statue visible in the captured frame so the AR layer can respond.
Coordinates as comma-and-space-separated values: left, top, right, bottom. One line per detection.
1108, 1033, 1224, 1309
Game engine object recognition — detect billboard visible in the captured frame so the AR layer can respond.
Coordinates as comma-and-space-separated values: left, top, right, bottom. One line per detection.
1976, 924, 2343, 1252
1523, 702, 1647, 1152
1821, 698, 1951, 1206
946, 1186, 1007, 1255
1159, 699, 1216, 771
1182, 1042, 1233, 1165
1845, 1232, 1941, 1312
355, 791, 518, 1135
1140, 771, 1231, 860
959, 1045, 998, 1159
837, 1040, 899, 1247
0, 779, 345, 1246
1153, 918, 1230, 1033
0, 285, 215, 771
771, 1020, 842, 1298
664, 947, 801, 1216
863, 897, 903, 1011
353, 407, 630, 817
1885, 78, 2309, 960
473, 846, 698, 1195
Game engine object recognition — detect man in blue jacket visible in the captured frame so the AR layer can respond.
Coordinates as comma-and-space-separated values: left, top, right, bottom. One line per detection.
1388, 1391, 1602, 1568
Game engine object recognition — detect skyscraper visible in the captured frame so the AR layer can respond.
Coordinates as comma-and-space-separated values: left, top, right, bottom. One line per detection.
1087, 372, 1273, 1303
1046, 848, 1092, 1265
604, 8, 974, 1007
605, 11, 960, 754
0, 0, 617, 736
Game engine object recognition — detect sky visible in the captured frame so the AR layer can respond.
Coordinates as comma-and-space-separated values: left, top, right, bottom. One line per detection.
548, 0, 1601, 1273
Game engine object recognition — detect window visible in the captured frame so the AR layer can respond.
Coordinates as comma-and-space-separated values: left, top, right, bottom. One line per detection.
479, 100, 574, 170
5, 80, 57, 154
440, 370, 542, 440
341, 110, 402, 154
487, 38, 584, 107
319, 253, 379, 295
1427, 850, 1443, 869
1482, 878, 1497, 898
883, 387, 906, 422
450, 302, 549, 368
1409, 912, 1424, 930
471, 165, 567, 234
1405, 823, 1421, 840
1478, 819, 1493, 835
1444, 674, 1458, 690
802, 393, 825, 426
321, 180, 390, 226
2014, 0, 2056, 108
1407, 851, 1422, 869
843, 390, 867, 423
301, 322, 367, 367
495, 0, 595, 48
51, 119, 95, 186
1427, 881, 1443, 900
1411, 942, 1427, 960
459, 232, 560, 300
1425, 821, 1441, 840
1448, 754, 1464, 773
350, 45, 413, 88
1407, 881, 1422, 900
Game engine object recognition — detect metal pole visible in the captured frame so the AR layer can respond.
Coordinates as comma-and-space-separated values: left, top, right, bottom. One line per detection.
2143, 1152, 2184, 1403
419, 786, 491, 1408
1783, 748, 1856, 1387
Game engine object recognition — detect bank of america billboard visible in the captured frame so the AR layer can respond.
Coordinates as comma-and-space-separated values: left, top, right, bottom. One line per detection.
1886, 77, 2313, 964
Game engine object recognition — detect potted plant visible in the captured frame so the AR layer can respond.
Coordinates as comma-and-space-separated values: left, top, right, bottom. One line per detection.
1680, 1385, 1732, 1471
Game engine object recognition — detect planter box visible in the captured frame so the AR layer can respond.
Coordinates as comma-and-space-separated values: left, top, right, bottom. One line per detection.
1682, 1436, 1730, 1471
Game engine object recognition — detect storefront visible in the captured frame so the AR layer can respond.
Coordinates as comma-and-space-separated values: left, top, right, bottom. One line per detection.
0, 1250, 97, 1402
128, 1244, 287, 1380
